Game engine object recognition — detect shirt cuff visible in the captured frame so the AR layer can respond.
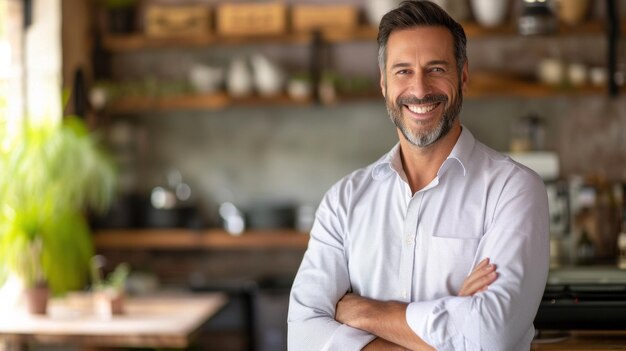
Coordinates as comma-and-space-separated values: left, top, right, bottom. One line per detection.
406, 297, 470, 348
322, 324, 376, 351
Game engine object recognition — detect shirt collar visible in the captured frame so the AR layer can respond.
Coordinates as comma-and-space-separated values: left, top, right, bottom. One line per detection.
372, 143, 403, 180
371, 126, 475, 181
440, 125, 475, 177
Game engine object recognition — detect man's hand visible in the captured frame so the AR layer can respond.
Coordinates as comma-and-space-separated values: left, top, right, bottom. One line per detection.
458, 258, 498, 297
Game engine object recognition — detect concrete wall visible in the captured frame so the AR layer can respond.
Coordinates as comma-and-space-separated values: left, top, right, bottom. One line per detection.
106, 95, 626, 214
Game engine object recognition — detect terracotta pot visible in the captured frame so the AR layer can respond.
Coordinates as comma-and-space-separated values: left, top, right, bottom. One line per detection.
556, 0, 590, 26
25, 284, 49, 315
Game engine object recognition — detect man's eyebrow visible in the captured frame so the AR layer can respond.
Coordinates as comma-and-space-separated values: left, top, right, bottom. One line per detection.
390, 62, 412, 70
390, 60, 451, 70
427, 60, 450, 67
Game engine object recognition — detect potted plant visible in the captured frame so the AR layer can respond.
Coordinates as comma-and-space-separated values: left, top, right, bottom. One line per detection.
90, 256, 129, 318
0, 114, 116, 314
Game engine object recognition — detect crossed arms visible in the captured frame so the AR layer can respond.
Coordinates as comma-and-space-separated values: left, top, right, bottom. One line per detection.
335, 259, 497, 350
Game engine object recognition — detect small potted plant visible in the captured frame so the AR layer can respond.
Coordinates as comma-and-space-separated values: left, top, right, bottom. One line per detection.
0, 111, 116, 314
90, 256, 129, 318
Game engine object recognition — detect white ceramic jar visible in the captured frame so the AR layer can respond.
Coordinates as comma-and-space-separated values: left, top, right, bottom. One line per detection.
470, 0, 510, 28
226, 57, 253, 98
365, 0, 402, 27
250, 54, 284, 97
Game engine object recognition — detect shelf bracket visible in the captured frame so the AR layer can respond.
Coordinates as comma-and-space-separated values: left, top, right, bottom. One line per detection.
309, 30, 324, 104
606, 0, 620, 97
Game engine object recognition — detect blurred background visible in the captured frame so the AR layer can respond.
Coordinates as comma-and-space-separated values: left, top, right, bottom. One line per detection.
1, 0, 626, 350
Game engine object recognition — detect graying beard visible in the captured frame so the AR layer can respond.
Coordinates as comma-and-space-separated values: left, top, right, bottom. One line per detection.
386, 87, 462, 148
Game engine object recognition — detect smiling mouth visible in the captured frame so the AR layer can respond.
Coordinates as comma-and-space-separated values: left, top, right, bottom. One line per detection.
404, 102, 441, 115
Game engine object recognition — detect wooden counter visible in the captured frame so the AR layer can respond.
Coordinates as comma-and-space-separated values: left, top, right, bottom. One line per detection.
0, 293, 228, 349
532, 331, 626, 350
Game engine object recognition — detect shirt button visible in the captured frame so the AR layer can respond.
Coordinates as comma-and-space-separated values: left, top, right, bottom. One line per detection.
401, 290, 408, 299
405, 236, 414, 245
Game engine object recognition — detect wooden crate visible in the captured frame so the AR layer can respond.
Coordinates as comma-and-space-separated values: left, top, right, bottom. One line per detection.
145, 5, 211, 37
291, 5, 358, 32
216, 3, 287, 36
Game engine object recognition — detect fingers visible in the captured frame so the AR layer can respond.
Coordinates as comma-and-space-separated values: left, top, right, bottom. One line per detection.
459, 270, 496, 296
474, 258, 490, 270
458, 258, 498, 296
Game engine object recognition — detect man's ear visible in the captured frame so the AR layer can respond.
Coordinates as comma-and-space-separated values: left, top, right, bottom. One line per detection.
380, 68, 386, 98
461, 61, 469, 93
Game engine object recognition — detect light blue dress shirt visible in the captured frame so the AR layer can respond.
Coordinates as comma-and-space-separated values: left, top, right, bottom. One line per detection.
288, 127, 550, 351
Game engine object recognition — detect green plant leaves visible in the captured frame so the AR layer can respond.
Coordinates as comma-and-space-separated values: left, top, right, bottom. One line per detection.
0, 117, 115, 294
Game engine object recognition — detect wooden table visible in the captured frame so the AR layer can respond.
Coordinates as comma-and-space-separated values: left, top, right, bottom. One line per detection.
0, 292, 228, 350
532, 331, 626, 350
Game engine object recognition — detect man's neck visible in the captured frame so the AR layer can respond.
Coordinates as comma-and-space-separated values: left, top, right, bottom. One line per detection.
398, 123, 462, 194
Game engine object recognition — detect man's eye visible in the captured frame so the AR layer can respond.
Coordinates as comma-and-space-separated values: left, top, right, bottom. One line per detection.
430, 67, 445, 73
397, 70, 411, 75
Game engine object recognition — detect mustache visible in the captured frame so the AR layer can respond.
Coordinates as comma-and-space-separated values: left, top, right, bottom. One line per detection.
396, 94, 448, 106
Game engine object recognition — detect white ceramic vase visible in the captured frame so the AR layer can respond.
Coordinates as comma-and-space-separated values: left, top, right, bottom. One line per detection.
470, 0, 509, 28
365, 0, 402, 27
250, 54, 284, 97
226, 57, 253, 98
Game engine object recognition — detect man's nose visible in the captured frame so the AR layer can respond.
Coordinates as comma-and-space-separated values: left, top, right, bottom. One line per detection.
409, 73, 432, 98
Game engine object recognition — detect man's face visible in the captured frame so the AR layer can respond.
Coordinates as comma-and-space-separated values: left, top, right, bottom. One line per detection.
381, 26, 468, 148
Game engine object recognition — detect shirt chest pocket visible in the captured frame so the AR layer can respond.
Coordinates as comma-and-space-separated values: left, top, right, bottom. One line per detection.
424, 232, 482, 294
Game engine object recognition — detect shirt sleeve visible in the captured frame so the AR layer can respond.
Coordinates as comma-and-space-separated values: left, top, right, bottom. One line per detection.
288, 184, 376, 351
406, 170, 550, 351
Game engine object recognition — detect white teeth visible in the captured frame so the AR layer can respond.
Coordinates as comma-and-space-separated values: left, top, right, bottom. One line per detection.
407, 103, 437, 114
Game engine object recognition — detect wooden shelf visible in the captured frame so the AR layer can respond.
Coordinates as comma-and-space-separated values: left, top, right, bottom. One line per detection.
102, 21, 612, 52
466, 71, 607, 98
103, 33, 310, 51
93, 229, 310, 250
104, 81, 605, 113
103, 27, 378, 52
461, 21, 607, 38
107, 93, 312, 113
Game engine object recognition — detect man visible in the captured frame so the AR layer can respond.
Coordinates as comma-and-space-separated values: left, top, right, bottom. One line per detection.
288, 1, 549, 350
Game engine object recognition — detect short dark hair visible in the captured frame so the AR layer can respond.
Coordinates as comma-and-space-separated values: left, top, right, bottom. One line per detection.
377, 0, 467, 77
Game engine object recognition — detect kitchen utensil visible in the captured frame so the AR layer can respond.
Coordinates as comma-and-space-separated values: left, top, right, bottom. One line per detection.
245, 203, 296, 230
519, 0, 557, 36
